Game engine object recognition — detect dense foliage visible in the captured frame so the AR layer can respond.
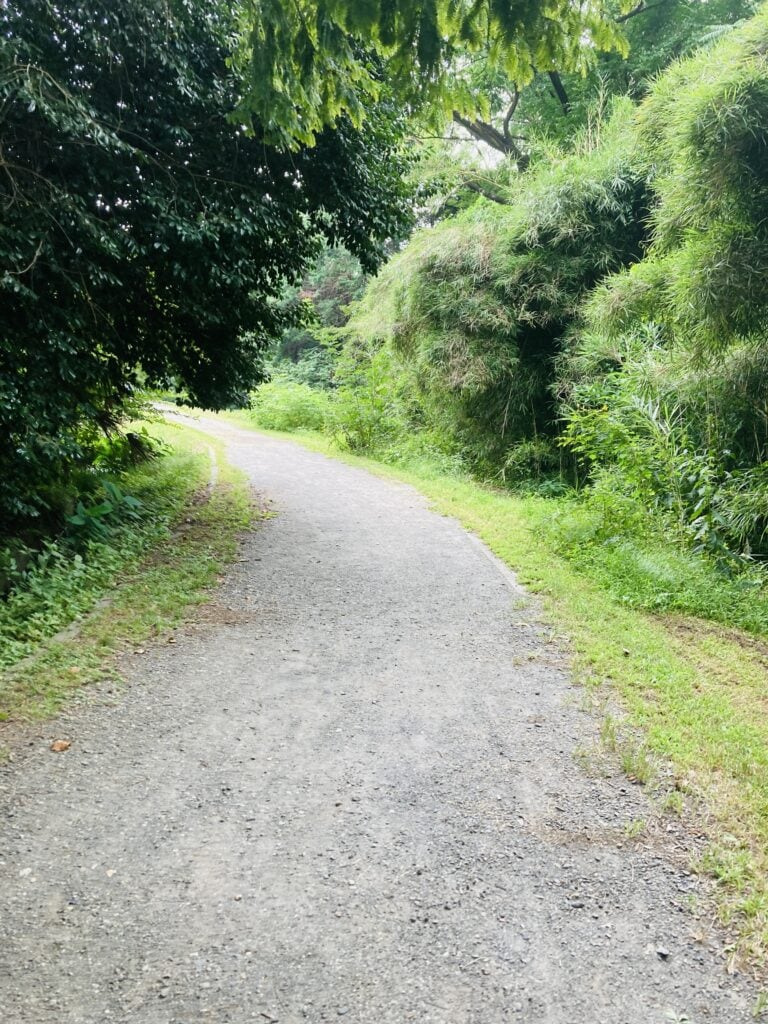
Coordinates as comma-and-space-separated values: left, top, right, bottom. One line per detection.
336, 106, 649, 471
254, 5, 768, 567
563, 8, 768, 556
8, 0, 768, 576
237, 0, 625, 147
0, 0, 412, 531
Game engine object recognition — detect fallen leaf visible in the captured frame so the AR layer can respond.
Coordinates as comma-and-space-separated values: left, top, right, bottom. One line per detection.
50, 739, 71, 753
68, 666, 81, 675
167, 637, 177, 645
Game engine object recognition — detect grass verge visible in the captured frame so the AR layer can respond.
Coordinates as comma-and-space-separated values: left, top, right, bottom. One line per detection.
221, 410, 768, 965
0, 420, 251, 723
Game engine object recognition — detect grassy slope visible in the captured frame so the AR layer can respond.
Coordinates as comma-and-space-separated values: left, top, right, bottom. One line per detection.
0, 420, 251, 724
222, 411, 768, 962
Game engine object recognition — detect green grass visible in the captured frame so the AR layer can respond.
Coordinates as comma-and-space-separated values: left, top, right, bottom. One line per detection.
219, 409, 768, 962
0, 420, 252, 723
550, 509, 768, 637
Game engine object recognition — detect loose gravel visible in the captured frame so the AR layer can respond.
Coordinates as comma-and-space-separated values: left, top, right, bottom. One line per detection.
0, 416, 758, 1023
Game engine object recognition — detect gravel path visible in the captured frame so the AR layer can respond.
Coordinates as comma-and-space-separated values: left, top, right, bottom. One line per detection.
0, 416, 758, 1023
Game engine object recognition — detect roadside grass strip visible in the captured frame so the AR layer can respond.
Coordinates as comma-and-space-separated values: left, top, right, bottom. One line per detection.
0, 421, 251, 723
220, 413, 768, 963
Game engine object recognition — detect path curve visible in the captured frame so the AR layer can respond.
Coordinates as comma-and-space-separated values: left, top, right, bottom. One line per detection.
0, 416, 756, 1023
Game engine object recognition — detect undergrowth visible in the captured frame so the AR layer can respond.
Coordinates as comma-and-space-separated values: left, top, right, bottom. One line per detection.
0, 420, 251, 721
525, 496, 768, 637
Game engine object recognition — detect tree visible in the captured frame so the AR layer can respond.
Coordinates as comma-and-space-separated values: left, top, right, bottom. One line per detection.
236, 0, 627, 148
439, 0, 758, 170
398, 0, 758, 223
0, 0, 413, 528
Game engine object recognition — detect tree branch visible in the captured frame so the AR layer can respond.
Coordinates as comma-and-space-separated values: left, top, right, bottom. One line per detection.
547, 71, 571, 114
616, 0, 670, 24
452, 111, 528, 167
9, 238, 44, 277
463, 179, 512, 205
452, 111, 508, 152
502, 90, 520, 141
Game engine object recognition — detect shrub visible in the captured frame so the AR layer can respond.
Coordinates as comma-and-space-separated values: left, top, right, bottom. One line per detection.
247, 380, 333, 432
0, 438, 205, 668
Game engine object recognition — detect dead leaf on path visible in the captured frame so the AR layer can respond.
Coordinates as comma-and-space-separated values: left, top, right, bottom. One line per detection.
50, 739, 71, 753
167, 637, 177, 645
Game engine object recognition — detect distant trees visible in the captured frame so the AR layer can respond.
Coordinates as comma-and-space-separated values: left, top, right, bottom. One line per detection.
272, 248, 367, 388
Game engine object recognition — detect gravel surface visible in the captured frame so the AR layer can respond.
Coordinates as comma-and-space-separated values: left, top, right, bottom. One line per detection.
0, 415, 758, 1023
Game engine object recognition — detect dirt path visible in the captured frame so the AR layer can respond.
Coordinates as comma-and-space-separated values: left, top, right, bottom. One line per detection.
0, 416, 757, 1023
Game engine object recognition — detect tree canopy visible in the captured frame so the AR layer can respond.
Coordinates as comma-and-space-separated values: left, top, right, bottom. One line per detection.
236, 0, 627, 147
0, 0, 413, 527
404, 0, 759, 205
